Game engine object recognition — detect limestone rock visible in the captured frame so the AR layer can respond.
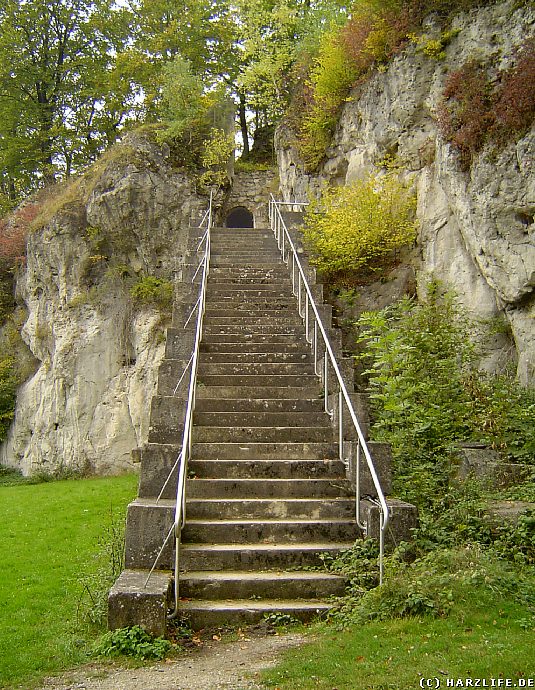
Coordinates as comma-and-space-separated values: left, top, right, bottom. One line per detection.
1, 132, 206, 475
276, 0, 535, 384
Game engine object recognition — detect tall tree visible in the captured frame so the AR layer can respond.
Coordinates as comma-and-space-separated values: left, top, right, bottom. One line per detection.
0, 0, 131, 198
234, 0, 348, 154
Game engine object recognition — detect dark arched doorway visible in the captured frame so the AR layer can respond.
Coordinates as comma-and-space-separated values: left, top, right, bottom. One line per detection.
225, 206, 254, 228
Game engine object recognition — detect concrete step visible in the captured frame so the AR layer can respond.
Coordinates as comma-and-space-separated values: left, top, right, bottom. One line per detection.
186, 498, 354, 520
182, 518, 358, 544
210, 249, 281, 256
204, 300, 296, 310
199, 341, 310, 353
188, 458, 347, 479
209, 268, 289, 278
197, 374, 319, 388
209, 242, 276, 247
206, 287, 292, 297
208, 267, 291, 277
195, 398, 323, 413
186, 478, 352, 498
193, 426, 334, 443
179, 542, 356, 571
193, 440, 338, 460
108, 569, 173, 638
204, 308, 297, 319
203, 325, 306, 336
179, 570, 346, 600
195, 385, 321, 400
198, 362, 315, 376
204, 316, 303, 326
199, 352, 312, 364
193, 411, 328, 427
203, 310, 304, 322
124, 498, 175, 569
210, 260, 285, 268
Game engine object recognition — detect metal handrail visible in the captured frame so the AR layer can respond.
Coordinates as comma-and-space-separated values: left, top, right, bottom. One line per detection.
143, 192, 213, 611
268, 195, 389, 583
168, 192, 213, 618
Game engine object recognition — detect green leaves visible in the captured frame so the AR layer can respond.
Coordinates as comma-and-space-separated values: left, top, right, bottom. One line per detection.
303, 172, 417, 278
94, 625, 172, 661
357, 284, 535, 517
0, 355, 17, 442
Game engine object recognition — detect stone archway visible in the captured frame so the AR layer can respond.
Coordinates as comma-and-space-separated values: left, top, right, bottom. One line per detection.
225, 206, 254, 228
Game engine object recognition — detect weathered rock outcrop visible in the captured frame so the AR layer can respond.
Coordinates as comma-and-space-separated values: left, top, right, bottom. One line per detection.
276, 0, 534, 384
1, 132, 206, 475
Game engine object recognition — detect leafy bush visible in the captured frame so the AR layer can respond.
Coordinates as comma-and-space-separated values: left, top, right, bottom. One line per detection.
94, 625, 172, 661
438, 40, 535, 168
130, 276, 174, 309
410, 28, 460, 60
438, 61, 494, 168
0, 356, 18, 441
289, 0, 493, 170
295, 5, 410, 170
326, 544, 534, 628
303, 172, 417, 278
157, 56, 233, 180
357, 284, 535, 505
0, 203, 40, 324
319, 538, 380, 593
198, 128, 235, 189
494, 38, 535, 136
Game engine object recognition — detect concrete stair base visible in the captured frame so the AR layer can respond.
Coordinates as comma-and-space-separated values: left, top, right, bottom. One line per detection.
109, 218, 416, 636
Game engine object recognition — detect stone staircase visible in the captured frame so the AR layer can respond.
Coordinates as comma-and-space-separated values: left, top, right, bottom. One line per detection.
109, 219, 416, 636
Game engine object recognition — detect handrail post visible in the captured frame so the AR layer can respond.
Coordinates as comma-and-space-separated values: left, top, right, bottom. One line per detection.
268, 194, 389, 584
338, 390, 343, 461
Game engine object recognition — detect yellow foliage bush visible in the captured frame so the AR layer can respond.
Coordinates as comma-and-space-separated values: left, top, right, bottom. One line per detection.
303, 172, 417, 276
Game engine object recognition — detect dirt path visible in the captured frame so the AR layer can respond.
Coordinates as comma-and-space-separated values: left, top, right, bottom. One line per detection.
40, 631, 305, 690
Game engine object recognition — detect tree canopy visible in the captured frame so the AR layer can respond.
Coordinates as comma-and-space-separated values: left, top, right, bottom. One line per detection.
0, 0, 348, 205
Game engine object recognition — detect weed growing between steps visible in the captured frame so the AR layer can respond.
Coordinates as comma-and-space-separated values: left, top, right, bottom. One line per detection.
0, 474, 137, 689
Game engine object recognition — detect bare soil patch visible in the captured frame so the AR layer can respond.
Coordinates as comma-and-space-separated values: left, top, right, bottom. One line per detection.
39, 631, 305, 690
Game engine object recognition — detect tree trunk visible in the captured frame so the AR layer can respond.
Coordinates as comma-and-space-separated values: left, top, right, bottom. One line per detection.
238, 92, 250, 158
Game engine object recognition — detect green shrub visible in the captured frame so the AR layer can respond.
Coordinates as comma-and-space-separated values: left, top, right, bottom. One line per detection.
410, 28, 460, 60
198, 128, 235, 189
78, 508, 127, 626
438, 40, 535, 168
130, 276, 174, 309
296, 8, 403, 170
0, 355, 18, 441
94, 625, 172, 661
303, 172, 417, 278
357, 283, 535, 511
157, 56, 233, 179
326, 544, 534, 628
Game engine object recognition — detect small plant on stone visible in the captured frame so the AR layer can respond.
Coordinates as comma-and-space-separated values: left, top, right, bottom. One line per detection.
130, 275, 174, 309
94, 625, 172, 661
263, 612, 301, 627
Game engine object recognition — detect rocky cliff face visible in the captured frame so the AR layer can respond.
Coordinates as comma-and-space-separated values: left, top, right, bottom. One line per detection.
276, 0, 534, 384
1, 132, 206, 475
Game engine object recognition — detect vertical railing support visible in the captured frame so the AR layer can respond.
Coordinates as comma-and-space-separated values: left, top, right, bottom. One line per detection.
269, 194, 389, 586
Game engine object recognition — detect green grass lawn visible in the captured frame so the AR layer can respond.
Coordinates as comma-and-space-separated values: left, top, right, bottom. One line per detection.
262, 574, 535, 689
0, 474, 138, 689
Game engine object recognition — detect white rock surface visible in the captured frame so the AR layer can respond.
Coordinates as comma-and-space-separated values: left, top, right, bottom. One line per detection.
276, 0, 535, 383
1, 133, 205, 475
